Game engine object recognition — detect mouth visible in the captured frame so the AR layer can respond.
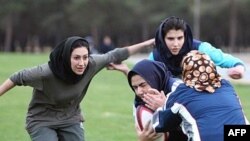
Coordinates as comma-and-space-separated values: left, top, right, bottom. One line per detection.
172, 48, 178, 52
76, 67, 85, 72
171, 49, 179, 54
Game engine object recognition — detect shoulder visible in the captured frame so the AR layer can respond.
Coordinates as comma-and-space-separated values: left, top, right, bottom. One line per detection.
220, 79, 234, 89
169, 77, 183, 92
41, 63, 52, 73
166, 83, 189, 102
192, 39, 202, 49
38, 63, 54, 78
173, 83, 191, 95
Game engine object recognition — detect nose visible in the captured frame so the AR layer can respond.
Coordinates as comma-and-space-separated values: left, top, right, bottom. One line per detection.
136, 87, 144, 97
173, 39, 178, 46
78, 59, 84, 65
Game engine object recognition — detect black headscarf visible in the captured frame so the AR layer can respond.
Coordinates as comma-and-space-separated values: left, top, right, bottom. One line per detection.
48, 36, 89, 84
127, 59, 172, 107
152, 16, 197, 76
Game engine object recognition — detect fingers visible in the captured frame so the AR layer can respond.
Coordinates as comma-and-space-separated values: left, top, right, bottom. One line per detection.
143, 98, 159, 111
135, 123, 142, 135
160, 90, 166, 98
151, 133, 164, 140
137, 120, 160, 141
227, 65, 245, 79
144, 121, 155, 135
106, 65, 115, 70
106, 63, 130, 75
228, 73, 242, 79
228, 71, 242, 79
145, 123, 163, 140
142, 96, 155, 110
143, 91, 166, 110
144, 120, 151, 130
147, 88, 160, 95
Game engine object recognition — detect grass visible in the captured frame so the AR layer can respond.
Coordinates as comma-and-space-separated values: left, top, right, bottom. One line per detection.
0, 53, 249, 141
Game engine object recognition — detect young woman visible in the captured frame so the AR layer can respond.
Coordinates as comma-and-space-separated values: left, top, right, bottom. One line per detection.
149, 16, 245, 79
108, 60, 186, 141
127, 60, 186, 141
0, 36, 154, 141
151, 51, 249, 141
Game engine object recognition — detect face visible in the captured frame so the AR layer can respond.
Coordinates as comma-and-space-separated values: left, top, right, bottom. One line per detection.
70, 47, 89, 75
104, 36, 112, 45
131, 74, 152, 98
164, 29, 185, 55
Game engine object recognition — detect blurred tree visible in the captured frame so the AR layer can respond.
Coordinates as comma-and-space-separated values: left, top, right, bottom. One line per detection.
0, 0, 27, 52
193, 0, 200, 39
237, 0, 250, 49
229, 0, 237, 52
0, 0, 249, 53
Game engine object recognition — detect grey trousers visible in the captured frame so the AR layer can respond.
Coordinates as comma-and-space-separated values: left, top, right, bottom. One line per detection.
29, 123, 85, 141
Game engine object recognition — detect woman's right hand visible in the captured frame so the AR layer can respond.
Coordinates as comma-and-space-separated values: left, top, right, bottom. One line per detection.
136, 121, 162, 141
142, 89, 166, 111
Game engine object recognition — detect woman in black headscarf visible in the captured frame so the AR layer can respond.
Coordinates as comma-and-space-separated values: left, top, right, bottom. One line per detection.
149, 16, 245, 79
0, 36, 154, 141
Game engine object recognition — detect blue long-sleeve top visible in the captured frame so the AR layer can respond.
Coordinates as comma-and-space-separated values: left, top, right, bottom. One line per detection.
152, 79, 249, 141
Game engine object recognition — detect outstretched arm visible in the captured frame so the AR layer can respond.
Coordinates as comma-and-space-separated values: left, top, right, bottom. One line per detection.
198, 42, 245, 79
107, 63, 130, 76
0, 79, 15, 96
125, 39, 154, 55
93, 39, 154, 70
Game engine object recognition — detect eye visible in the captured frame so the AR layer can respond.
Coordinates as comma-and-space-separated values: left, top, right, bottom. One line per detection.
132, 86, 138, 91
167, 37, 174, 41
83, 55, 89, 60
74, 56, 80, 60
139, 82, 148, 88
178, 36, 184, 40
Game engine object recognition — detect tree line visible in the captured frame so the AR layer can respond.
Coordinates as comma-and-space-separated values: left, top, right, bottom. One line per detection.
0, 0, 249, 53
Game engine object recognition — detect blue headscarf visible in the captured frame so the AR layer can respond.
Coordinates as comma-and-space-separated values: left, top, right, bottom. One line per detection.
128, 59, 172, 107
152, 16, 198, 76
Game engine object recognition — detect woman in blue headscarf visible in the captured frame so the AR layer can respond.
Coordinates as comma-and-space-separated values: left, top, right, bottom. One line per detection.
126, 60, 175, 109
129, 60, 187, 141
109, 59, 186, 141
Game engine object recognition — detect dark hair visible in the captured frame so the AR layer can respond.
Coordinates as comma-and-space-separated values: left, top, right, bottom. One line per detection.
162, 17, 187, 37
71, 39, 90, 53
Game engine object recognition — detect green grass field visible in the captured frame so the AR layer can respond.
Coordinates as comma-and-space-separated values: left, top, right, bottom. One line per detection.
0, 53, 249, 141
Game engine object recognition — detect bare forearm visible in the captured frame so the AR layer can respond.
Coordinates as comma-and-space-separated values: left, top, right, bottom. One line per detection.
126, 39, 154, 55
0, 79, 15, 96
107, 63, 130, 77
122, 69, 129, 76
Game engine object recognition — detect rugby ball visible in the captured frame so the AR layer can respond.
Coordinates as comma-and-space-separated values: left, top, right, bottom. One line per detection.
135, 105, 169, 141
